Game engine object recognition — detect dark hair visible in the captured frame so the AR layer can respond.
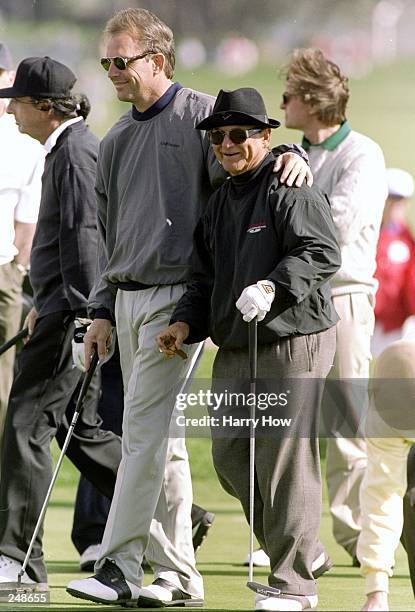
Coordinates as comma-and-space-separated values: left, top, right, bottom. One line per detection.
33, 93, 91, 120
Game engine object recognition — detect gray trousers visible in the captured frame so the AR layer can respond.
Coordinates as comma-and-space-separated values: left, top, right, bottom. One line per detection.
96, 286, 203, 598
210, 327, 336, 596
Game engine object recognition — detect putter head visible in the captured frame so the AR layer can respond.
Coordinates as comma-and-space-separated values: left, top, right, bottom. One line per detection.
15, 572, 27, 594
247, 581, 281, 597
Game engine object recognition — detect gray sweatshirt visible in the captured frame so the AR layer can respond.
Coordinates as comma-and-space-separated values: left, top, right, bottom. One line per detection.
89, 86, 223, 314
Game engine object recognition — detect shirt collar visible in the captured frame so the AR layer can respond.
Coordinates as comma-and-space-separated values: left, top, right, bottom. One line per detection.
302, 120, 351, 151
131, 82, 182, 122
43, 116, 83, 153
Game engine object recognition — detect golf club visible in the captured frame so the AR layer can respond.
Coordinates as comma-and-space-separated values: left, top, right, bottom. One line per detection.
177, 341, 204, 396
13, 340, 203, 592
0, 327, 28, 357
174, 340, 216, 554
15, 351, 99, 592
246, 317, 281, 598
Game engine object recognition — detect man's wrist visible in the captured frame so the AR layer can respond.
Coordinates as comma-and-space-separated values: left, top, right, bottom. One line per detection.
92, 308, 116, 325
13, 261, 28, 276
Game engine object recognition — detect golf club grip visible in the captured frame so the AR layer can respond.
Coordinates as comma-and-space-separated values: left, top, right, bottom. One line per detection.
74, 351, 99, 414
0, 327, 28, 357
248, 318, 258, 382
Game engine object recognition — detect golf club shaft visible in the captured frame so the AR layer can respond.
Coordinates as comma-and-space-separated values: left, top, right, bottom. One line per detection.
248, 318, 258, 585
0, 327, 28, 357
176, 341, 204, 397
245, 322, 282, 599
18, 351, 99, 584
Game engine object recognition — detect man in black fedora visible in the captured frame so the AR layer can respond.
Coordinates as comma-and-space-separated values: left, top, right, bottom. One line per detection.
156, 86, 340, 611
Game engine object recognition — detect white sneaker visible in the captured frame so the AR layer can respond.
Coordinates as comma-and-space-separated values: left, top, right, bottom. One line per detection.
311, 551, 333, 578
255, 593, 318, 611
0, 555, 48, 591
244, 549, 271, 567
137, 578, 204, 608
79, 543, 102, 571
67, 559, 141, 605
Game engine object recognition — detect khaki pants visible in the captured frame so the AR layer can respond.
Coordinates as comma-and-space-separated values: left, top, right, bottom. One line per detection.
0, 262, 23, 465
324, 293, 374, 557
357, 338, 415, 596
358, 401, 414, 595
96, 286, 203, 598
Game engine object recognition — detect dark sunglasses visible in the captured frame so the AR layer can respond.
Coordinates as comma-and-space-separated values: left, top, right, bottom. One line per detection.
282, 92, 292, 105
100, 50, 156, 71
208, 127, 264, 145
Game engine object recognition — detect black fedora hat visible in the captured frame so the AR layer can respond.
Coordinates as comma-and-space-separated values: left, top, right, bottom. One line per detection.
196, 87, 280, 131
0, 56, 76, 99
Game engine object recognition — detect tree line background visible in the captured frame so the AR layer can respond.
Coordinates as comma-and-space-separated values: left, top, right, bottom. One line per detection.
1, 0, 414, 196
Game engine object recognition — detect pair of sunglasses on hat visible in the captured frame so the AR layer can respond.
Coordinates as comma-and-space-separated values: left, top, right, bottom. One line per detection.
100, 50, 156, 71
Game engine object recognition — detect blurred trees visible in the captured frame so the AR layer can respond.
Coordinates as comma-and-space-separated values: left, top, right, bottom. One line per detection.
0, 0, 380, 42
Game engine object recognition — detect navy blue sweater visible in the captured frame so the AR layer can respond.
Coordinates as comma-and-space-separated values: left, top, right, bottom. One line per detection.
30, 120, 99, 317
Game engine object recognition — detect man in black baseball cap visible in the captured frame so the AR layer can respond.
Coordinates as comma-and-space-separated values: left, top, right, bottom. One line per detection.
0, 56, 80, 144
0, 56, 76, 99
0, 54, 107, 593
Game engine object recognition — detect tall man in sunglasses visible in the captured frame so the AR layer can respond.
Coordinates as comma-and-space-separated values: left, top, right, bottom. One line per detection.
67, 8, 311, 607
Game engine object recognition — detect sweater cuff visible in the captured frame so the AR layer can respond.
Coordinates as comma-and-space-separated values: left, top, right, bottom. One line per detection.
93, 308, 116, 325
365, 571, 389, 595
75, 309, 88, 319
169, 316, 208, 345
272, 143, 309, 164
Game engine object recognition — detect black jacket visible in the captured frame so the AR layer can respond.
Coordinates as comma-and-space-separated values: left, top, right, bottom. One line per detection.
172, 153, 341, 348
30, 120, 99, 318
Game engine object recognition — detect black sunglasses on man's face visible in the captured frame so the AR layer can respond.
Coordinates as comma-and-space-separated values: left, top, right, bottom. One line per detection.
100, 51, 156, 71
282, 92, 293, 105
208, 127, 264, 145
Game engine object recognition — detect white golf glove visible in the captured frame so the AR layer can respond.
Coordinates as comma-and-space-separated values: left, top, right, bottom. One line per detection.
236, 280, 276, 322
72, 318, 92, 372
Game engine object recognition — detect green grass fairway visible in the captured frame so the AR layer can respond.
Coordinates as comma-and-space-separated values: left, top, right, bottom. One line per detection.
2, 348, 413, 610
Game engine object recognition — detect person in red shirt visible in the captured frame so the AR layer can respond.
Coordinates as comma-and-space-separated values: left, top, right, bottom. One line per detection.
372, 168, 415, 356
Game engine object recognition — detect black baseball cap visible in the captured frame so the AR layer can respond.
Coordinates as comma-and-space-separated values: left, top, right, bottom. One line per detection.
0, 42, 13, 71
0, 56, 76, 99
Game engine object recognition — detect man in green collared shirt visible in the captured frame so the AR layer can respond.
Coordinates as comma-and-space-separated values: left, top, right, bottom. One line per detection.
279, 48, 388, 572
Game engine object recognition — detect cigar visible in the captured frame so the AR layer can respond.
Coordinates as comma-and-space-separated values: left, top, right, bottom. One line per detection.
164, 339, 187, 360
